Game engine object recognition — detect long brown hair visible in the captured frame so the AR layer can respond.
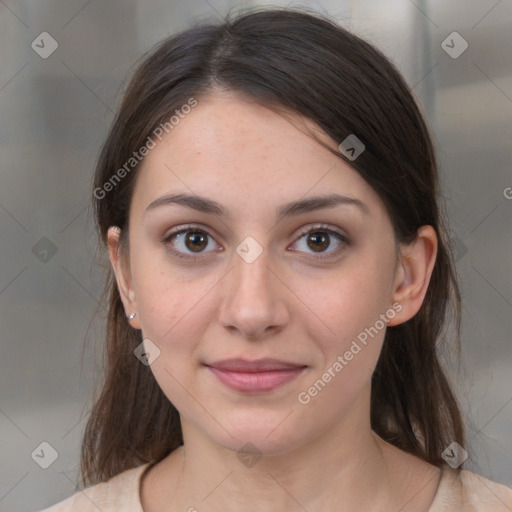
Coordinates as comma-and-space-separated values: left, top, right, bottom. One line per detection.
82, 6, 466, 486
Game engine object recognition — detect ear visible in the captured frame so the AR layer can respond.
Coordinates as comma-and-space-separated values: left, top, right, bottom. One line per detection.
387, 225, 438, 327
107, 226, 141, 329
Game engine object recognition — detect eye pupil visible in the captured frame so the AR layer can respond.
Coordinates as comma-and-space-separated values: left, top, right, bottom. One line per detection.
185, 232, 207, 252
308, 232, 330, 252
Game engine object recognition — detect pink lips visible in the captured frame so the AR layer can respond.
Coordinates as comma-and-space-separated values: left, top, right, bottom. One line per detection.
205, 358, 307, 393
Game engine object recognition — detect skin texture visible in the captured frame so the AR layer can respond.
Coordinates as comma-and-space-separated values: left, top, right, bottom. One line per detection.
108, 91, 441, 511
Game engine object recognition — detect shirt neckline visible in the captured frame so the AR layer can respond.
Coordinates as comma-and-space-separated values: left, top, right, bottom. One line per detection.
133, 461, 457, 511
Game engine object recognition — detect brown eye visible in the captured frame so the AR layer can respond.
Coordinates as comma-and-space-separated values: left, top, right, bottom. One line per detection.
162, 224, 347, 261
183, 231, 208, 252
290, 225, 348, 259
162, 226, 218, 259
307, 231, 331, 252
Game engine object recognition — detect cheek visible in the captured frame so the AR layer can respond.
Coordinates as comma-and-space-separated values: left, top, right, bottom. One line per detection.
132, 264, 212, 411
130, 246, 202, 335
294, 258, 392, 402
130, 254, 224, 388
294, 273, 387, 420
297, 265, 388, 345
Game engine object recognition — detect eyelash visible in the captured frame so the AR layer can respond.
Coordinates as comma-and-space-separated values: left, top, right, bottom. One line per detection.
160, 223, 349, 262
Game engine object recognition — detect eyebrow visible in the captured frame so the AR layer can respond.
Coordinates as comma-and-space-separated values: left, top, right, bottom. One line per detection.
145, 192, 369, 220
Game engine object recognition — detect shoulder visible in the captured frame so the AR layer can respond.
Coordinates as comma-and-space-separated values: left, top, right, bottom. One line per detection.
430, 465, 512, 511
39, 463, 151, 512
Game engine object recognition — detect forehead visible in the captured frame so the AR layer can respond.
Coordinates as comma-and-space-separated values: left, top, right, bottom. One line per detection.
131, 92, 384, 219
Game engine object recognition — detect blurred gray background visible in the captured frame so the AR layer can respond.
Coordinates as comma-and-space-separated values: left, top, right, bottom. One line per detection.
0, 1, 511, 511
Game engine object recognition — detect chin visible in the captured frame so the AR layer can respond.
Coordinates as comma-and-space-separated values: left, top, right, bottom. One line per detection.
207, 419, 309, 457
223, 435, 299, 458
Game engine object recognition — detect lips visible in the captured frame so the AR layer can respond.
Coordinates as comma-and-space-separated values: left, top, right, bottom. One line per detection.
205, 358, 307, 393
206, 358, 306, 372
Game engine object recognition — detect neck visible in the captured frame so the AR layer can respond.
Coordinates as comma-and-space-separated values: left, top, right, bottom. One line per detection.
160, 389, 402, 512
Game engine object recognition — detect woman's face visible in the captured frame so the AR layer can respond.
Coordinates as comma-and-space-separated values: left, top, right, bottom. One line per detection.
110, 91, 409, 455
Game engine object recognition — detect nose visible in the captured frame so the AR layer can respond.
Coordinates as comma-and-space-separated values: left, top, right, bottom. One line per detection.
218, 243, 289, 340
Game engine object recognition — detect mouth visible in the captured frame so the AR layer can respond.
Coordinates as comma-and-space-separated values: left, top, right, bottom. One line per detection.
204, 358, 307, 393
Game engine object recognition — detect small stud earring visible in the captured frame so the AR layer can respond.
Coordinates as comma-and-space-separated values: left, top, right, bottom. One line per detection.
127, 313, 136, 321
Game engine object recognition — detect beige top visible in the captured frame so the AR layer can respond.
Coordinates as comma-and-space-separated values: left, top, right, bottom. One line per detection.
40, 462, 512, 511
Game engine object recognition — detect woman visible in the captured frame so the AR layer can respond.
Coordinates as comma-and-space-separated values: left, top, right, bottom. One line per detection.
41, 7, 512, 512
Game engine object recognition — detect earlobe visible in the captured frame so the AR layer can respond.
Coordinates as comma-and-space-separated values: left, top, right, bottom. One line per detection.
107, 226, 141, 329
387, 225, 438, 327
